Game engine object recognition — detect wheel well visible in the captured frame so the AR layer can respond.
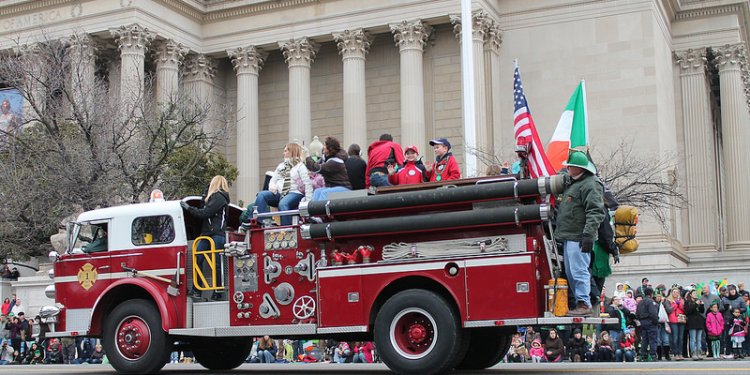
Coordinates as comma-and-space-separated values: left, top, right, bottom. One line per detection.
369, 276, 460, 329
90, 285, 155, 336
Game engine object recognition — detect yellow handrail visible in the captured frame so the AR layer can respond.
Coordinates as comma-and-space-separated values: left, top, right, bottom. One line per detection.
192, 236, 224, 291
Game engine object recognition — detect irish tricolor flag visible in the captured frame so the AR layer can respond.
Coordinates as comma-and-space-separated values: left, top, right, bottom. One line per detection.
547, 81, 588, 171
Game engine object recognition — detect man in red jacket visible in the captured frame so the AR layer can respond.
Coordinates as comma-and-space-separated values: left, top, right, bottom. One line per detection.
425, 138, 461, 182
366, 134, 404, 188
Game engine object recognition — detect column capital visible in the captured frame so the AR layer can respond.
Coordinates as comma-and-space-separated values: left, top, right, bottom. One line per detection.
450, 10, 495, 43
153, 40, 188, 69
110, 23, 155, 55
228, 46, 267, 75
390, 20, 432, 52
64, 33, 99, 55
279, 38, 318, 68
673, 48, 707, 75
714, 43, 746, 71
333, 28, 374, 60
183, 54, 216, 80
485, 25, 503, 53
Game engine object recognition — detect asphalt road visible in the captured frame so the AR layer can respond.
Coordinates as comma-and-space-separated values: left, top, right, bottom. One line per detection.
2, 361, 750, 375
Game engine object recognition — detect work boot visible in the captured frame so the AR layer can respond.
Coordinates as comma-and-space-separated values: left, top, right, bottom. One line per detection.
566, 301, 593, 317
189, 289, 205, 301
211, 291, 225, 301
663, 346, 671, 361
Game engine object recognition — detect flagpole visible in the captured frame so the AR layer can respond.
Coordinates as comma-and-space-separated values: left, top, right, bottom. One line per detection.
460, 0, 477, 177
581, 79, 588, 149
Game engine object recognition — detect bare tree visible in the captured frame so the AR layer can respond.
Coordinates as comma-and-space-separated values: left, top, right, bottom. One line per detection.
0, 34, 235, 259
593, 139, 686, 226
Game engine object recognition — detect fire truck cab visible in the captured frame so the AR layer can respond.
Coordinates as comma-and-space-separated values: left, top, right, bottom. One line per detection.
44, 176, 614, 374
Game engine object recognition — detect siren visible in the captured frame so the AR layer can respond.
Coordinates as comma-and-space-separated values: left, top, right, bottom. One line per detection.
150, 189, 165, 203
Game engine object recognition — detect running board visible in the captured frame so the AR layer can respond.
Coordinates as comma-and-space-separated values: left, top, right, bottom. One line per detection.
170, 324, 317, 337
464, 316, 618, 328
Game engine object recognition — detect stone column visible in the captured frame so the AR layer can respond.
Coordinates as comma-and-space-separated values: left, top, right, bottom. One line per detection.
279, 38, 318, 144
333, 29, 373, 153
66, 34, 97, 111
674, 48, 720, 251
153, 40, 188, 106
714, 44, 750, 250
390, 20, 432, 150
16, 43, 46, 119
228, 46, 267, 205
486, 26, 502, 158
110, 24, 154, 113
183, 54, 216, 105
451, 12, 493, 156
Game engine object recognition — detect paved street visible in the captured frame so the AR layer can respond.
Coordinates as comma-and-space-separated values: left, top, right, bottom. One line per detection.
1, 361, 750, 375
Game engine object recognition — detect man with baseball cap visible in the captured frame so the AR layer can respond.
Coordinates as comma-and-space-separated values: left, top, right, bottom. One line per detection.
387, 145, 426, 185
425, 138, 460, 182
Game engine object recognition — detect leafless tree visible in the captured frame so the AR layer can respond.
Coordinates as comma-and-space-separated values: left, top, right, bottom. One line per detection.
593, 139, 686, 226
0, 34, 235, 259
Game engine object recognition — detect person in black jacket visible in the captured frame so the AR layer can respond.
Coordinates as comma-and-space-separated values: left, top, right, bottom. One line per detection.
182, 175, 230, 301
636, 287, 660, 361
684, 289, 706, 360
567, 329, 587, 362
306, 136, 352, 200
344, 144, 366, 190
605, 295, 631, 344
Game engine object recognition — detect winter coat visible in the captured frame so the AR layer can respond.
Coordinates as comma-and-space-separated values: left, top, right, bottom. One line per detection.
567, 336, 587, 355
0, 301, 9, 316
706, 311, 725, 338
544, 335, 565, 360
636, 296, 659, 324
667, 298, 685, 324
605, 305, 631, 333
554, 172, 606, 242
257, 338, 277, 357
730, 317, 747, 337
306, 150, 352, 189
425, 152, 461, 182
185, 190, 229, 237
366, 140, 404, 187
389, 159, 426, 185
344, 155, 366, 190
269, 160, 313, 199
721, 293, 746, 322
684, 299, 706, 330
528, 346, 544, 358
622, 297, 637, 314
619, 336, 636, 350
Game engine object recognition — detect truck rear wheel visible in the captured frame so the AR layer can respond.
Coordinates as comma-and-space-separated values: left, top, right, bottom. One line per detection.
374, 289, 464, 375
456, 328, 511, 369
103, 299, 169, 374
193, 337, 252, 370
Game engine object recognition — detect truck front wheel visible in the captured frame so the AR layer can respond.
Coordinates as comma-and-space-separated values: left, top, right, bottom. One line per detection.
103, 299, 169, 374
374, 289, 464, 375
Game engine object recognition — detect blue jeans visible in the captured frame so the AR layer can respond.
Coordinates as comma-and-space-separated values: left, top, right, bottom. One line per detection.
254, 191, 303, 226
312, 186, 350, 201
563, 240, 591, 307
669, 323, 685, 356
352, 352, 367, 363
369, 173, 391, 187
196, 235, 225, 288
689, 329, 703, 357
258, 349, 274, 363
615, 349, 635, 362
657, 323, 670, 346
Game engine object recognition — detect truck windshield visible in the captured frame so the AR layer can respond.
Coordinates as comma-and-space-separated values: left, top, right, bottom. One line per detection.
68, 222, 105, 254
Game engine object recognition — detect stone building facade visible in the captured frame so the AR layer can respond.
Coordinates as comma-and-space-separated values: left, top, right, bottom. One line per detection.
1, 0, 749, 291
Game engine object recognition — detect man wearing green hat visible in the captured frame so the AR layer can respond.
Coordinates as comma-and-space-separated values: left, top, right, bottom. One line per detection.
556, 151, 606, 317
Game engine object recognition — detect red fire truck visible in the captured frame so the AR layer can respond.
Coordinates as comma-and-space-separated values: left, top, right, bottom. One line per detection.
42, 175, 613, 374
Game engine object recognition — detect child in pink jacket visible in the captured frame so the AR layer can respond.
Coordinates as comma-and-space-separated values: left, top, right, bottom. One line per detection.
705, 302, 725, 359
529, 339, 545, 363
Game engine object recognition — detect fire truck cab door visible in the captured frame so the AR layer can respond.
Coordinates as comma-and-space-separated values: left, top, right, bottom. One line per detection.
56, 220, 113, 333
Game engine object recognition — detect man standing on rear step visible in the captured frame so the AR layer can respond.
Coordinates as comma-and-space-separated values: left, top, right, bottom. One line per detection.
555, 151, 606, 317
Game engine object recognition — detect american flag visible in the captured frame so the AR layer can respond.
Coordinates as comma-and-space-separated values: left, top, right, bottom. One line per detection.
513, 65, 556, 178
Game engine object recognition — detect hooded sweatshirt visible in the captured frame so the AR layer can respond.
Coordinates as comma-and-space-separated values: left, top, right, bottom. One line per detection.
528, 339, 544, 358
721, 287, 747, 322
306, 149, 352, 189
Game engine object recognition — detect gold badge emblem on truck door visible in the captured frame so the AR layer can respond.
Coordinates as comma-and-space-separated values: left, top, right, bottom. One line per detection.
77, 263, 98, 290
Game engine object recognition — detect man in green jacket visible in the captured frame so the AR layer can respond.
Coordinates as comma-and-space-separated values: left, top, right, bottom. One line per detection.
555, 151, 606, 317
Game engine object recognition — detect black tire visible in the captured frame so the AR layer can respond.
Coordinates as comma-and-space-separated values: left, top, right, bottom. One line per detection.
102, 299, 169, 374
455, 328, 511, 369
374, 289, 464, 375
193, 337, 252, 370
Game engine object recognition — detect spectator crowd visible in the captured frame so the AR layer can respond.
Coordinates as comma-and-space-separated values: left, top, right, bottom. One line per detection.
505, 278, 749, 363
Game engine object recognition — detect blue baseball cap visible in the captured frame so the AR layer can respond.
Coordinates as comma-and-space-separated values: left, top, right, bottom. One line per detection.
429, 138, 451, 149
